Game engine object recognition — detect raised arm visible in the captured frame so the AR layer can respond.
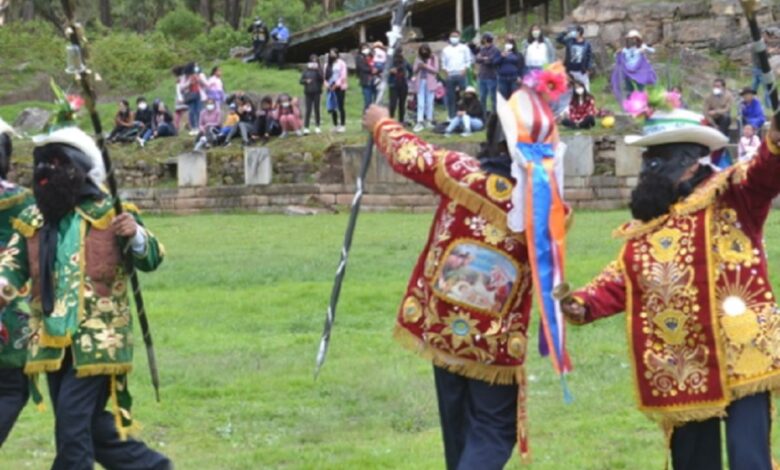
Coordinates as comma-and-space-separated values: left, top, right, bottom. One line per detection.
729, 130, 780, 227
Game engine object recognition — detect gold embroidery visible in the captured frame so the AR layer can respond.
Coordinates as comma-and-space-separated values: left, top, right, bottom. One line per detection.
486, 174, 513, 202
652, 309, 688, 346
649, 228, 682, 263
402, 296, 423, 323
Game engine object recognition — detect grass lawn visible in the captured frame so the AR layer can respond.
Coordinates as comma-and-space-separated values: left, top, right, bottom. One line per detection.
3, 210, 780, 469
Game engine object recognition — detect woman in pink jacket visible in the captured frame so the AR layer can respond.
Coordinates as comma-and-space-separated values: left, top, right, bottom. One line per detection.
413, 43, 439, 132
276, 93, 303, 137
326, 48, 349, 133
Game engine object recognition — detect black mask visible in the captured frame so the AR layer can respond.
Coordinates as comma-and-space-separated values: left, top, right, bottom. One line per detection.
630, 161, 714, 222
33, 159, 85, 224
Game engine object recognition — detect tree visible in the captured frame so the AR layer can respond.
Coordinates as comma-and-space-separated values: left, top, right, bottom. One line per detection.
99, 0, 112, 27
199, 0, 213, 25
225, 0, 241, 29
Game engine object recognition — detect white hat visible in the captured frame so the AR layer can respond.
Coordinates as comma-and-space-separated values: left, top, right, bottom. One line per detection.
32, 127, 106, 185
0, 118, 19, 138
626, 30, 642, 39
625, 109, 728, 151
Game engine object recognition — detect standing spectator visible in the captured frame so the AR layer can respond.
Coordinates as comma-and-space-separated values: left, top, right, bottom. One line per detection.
752, 30, 773, 109
269, 18, 290, 69
561, 81, 597, 129
494, 37, 524, 99
413, 43, 439, 132
226, 96, 257, 146
108, 100, 135, 143
441, 30, 473, 119
521, 25, 555, 74
703, 78, 733, 137
475, 33, 500, 115
372, 41, 388, 73
172, 66, 190, 132
276, 93, 303, 138
133, 97, 153, 148
557, 25, 593, 91
738, 123, 761, 162
246, 17, 269, 64
326, 48, 348, 133
388, 48, 412, 124
206, 66, 225, 104
256, 96, 282, 142
300, 54, 324, 135
194, 98, 222, 151
185, 64, 207, 135
357, 44, 378, 112
740, 87, 766, 131
444, 86, 484, 137
611, 30, 657, 103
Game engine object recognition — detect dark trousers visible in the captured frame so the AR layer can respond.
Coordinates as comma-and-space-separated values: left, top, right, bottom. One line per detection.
389, 85, 408, 123
361, 85, 377, 112
712, 114, 732, 137
330, 89, 346, 126
0, 367, 28, 446
267, 43, 287, 69
445, 75, 467, 119
433, 366, 517, 470
671, 393, 772, 470
497, 77, 519, 100
561, 116, 596, 130
47, 354, 170, 470
304, 92, 321, 128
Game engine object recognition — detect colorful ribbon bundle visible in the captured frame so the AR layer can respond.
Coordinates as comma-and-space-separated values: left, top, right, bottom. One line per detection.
497, 82, 572, 399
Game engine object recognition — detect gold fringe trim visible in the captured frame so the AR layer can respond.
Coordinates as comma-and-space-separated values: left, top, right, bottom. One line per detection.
646, 405, 729, 430
39, 330, 72, 348
0, 190, 30, 211
75, 363, 133, 378
433, 164, 512, 233
393, 325, 520, 385
76, 202, 140, 231
12, 217, 38, 238
24, 358, 65, 374
614, 163, 747, 240
730, 372, 780, 401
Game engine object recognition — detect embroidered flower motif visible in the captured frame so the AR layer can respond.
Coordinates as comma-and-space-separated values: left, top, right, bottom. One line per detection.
652, 309, 688, 346
465, 216, 486, 234
80, 333, 93, 353
442, 311, 479, 349
649, 227, 682, 263
51, 299, 68, 318
94, 327, 124, 360
396, 141, 418, 165
96, 298, 115, 314
482, 224, 506, 246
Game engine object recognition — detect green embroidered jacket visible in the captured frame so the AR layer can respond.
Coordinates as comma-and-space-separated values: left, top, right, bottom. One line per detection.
0, 196, 164, 377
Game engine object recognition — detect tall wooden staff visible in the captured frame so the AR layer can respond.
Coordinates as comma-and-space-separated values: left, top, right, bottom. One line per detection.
741, 0, 779, 117
59, 0, 161, 402
315, 0, 410, 377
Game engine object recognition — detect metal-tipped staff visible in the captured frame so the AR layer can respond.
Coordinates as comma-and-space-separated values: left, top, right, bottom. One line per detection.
741, 0, 779, 117
315, 0, 410, 377
60, 0, 161, 402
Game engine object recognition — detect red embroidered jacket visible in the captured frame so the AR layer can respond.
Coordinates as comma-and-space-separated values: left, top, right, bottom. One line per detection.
572, 139, 780, 428
373, 118, 534, 385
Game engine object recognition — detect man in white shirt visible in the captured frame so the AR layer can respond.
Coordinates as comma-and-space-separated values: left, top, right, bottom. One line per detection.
441, 30, 473, 119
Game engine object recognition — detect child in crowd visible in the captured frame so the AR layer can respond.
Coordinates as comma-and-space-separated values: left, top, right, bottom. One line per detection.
215, 103, 240, 146
206, 66, 225, 104
276, 93, 303, 138
300, 54, 324, 135
740, 87, 765, 131
738, 123, 761, 162
372, 41, 387, 73
561, 81, 597, 130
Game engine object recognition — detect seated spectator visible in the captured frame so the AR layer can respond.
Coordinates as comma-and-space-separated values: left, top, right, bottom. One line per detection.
445, 86, 484, 137
141, 100, 176, 145
494, 37, 524, 99
704, 79, 733, 136
739, 87, 765, 131
561, 81, 596, 130
193, 98, 222, 151
256, 95, 282, 142
225, 96, 258, 146
738, 123, 761, 162
276, 93, 303, 138
133, 97, 153, 147
214, 103, 240, 147
300, 55, 324, 135
108, 99, 136, 143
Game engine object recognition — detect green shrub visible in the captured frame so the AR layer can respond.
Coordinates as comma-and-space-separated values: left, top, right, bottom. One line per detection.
193, 25, 247, 60
252, 0, 324, 32
91, 32, 175, 93
156, 7, 207, 41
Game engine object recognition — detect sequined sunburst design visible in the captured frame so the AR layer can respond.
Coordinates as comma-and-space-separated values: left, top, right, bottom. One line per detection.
441, 311, 480, 349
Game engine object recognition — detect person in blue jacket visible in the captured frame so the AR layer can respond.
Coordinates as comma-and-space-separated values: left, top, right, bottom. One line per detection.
557, 25, 593, 91
493, 38, 524, 99
268, 18, 290, 69
740, 87, 766, 131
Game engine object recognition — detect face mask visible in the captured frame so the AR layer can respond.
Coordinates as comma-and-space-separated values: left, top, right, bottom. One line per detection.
713, 88, 722, 96
206, 104, 215, 111
281, 101, 291, 107
504, 44, 513, 51
138, 103, 147, 110
308, 62, 318, 69
575, 87, 584, 95
532, 30, 541, 39
449, 36, 460, 45
361, 49, 370, 55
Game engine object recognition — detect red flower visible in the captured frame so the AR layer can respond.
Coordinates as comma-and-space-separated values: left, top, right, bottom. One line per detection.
66, 94, 84, 111
535, 70, 567, 101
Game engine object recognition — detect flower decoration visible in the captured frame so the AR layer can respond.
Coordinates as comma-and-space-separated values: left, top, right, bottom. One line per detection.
622, 91, 649, 118
535, 70, 568, 101
522, 69, 542, 88
622, 85, 683, 119
48, 78, 80, 131
66, 94, 85, 112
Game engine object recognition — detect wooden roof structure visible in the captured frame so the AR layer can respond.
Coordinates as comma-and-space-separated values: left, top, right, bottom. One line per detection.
286, 0, 553, 62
